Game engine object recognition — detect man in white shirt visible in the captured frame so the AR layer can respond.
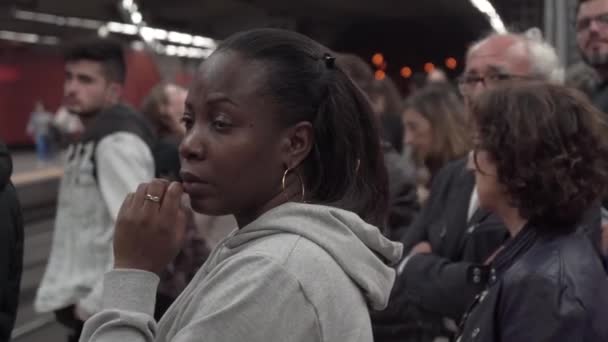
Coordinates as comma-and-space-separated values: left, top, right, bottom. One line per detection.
35, 38, 155, 342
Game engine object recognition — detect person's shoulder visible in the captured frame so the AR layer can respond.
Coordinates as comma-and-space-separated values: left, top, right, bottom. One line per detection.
383, 148, 416, 185
234, 233, 303, 262
435, 157, 469, 181
226, 232, 345, 282
425, 156, 471, 199
0, 182, 20, 211
506, 232, 605, 290
88, 104, 154, 146
96, 131, 151, 156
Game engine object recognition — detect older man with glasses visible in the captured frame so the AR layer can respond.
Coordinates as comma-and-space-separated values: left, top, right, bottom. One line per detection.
372, 30, 604, 342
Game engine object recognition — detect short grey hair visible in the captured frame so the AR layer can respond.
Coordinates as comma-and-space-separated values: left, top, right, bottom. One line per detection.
468, 28, 565, 84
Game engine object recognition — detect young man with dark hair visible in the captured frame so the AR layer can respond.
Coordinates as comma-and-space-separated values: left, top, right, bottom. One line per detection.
0, 141, 23, 341
35, 38, 155, 342
577, 0, 608, 111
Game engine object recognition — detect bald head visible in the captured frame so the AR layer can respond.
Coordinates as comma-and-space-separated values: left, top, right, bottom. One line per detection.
461, 32, 563, 101
467, 34, 532, 78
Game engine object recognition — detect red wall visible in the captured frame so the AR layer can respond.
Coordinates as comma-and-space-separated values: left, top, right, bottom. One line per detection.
0, 44, 64, 145
0, 43, 164, 146
123, 51, 162, 110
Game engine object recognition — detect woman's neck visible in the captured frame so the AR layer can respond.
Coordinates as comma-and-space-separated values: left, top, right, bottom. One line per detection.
235, 176, 303, 228
496, 204, 527, 238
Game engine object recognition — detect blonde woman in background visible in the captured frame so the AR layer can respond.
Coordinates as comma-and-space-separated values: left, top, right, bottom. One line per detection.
402, 84, 471, 203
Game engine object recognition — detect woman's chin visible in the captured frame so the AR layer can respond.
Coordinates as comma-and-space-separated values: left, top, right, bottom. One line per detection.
189, 196, 230, 216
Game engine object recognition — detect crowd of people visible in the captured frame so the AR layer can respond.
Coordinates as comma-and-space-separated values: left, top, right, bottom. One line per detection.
2, 0, 608, 341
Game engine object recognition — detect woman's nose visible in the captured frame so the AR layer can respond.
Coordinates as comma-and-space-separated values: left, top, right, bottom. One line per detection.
179, 130, 205, 161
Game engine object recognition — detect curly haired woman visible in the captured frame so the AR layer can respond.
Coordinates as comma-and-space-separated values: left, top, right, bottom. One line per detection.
457, 82, 608, 342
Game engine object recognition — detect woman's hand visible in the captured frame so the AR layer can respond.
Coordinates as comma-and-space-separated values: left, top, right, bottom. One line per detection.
113, 179, 187, 274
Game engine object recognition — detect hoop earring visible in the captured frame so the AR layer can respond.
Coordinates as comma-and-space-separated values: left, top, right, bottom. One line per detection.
281, 168, 306, 203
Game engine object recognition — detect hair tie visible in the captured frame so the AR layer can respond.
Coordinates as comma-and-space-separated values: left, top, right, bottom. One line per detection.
323, 53, 336, 69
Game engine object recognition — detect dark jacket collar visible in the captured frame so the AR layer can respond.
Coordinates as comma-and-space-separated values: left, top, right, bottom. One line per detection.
466, 223, 537, 286
491, 223, 538, 280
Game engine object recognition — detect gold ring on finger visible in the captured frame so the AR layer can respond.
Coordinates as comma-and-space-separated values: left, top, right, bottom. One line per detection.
145, 193, 161, 203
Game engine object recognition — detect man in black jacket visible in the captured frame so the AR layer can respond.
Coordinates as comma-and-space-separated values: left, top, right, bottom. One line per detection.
374, 31, 571, 342
0, 141, 24, 341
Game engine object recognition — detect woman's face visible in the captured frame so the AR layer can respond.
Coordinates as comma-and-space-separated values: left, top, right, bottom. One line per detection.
179, 51, 291, 218
466, 147, 504, 212
403, 109, 433, 162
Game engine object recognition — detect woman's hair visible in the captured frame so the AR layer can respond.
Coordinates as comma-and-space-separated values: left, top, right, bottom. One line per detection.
216, 28, 389, 227
369, 77, 403, 118
403, 84, 470, 178
471, 82, 608, 229
335, 53, 373, 95
336, 53, 405, 153
370, 77, 405, 153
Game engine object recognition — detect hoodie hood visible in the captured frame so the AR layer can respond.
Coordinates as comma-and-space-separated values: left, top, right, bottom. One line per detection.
225, 202, 403, 310
0, 141, 12, 189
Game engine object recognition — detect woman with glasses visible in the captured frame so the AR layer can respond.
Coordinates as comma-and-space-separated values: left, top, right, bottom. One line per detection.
457, 82, 608, 341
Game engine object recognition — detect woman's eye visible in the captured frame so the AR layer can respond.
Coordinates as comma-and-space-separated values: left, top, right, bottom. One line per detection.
212, 120, 232, 130
181, 115, 194, 130
211, 113, 233, 131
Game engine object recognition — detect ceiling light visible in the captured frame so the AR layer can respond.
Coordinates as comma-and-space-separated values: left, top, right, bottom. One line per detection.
131, 12, 142, 25
470, 0, 506, 33
98, 25, 109, 37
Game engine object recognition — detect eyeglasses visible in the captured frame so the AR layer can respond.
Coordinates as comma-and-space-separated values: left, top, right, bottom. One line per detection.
576, 13, 608, 32
457, 73, 533, 94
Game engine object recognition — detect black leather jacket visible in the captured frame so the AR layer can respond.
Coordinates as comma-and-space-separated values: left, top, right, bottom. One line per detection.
457, 224, 608, 342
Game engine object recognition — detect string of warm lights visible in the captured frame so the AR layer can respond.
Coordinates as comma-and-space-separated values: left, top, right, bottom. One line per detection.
370, 1, 502, 81
371, 53, 459, 80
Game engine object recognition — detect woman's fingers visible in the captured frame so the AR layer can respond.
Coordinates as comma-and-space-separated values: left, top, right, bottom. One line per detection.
113, 180, 188, 274
131, 182, 149, 210
142, 179, 170, 212
160, 182, 187, 246
160, 182, 183, 219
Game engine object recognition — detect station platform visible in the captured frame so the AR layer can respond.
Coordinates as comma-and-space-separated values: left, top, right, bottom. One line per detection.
8, 150, 68, 342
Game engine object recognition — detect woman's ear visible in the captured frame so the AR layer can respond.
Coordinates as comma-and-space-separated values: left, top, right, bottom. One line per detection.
281, 121, 314, 169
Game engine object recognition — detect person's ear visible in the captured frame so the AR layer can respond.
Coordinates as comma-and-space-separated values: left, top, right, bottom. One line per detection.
280, 121, 314, 170
106, 83, 123, 103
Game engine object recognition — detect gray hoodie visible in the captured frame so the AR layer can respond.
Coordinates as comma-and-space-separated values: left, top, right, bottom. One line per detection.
80, 202, 402, 342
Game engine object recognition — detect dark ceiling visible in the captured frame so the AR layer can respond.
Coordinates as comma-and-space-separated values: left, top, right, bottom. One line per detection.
1, 0, 500, 87
3, 0, 492, 43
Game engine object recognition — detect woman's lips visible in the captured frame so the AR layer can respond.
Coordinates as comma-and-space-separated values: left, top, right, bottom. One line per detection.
182, 181, 212, 195
180, 171, 212, 196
